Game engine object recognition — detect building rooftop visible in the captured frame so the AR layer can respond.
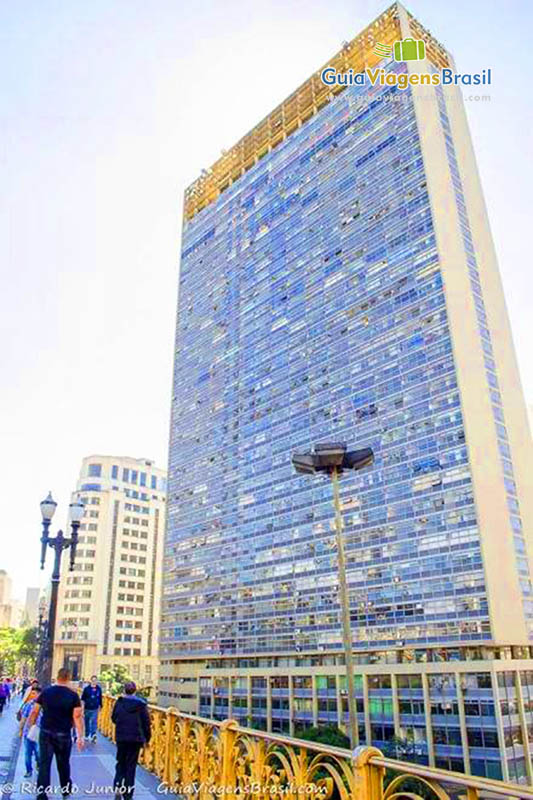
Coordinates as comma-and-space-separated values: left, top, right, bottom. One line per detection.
183, 2, 451, 221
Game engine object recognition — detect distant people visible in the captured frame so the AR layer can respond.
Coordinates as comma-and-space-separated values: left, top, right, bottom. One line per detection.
112, 682, 151, 800
19, 683, 41, 777
81, 675, 103, 742
28, 667, 84, 799
4, 678, 12, 706
0, 682, 6, 715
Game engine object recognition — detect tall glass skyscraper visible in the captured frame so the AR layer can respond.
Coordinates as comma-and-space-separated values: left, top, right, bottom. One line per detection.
161, 3, 533, 783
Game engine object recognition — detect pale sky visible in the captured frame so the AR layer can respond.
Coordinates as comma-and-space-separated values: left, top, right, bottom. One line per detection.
1, 0, 532, 600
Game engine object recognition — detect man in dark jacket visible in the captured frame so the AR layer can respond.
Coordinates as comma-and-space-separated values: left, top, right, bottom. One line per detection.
81, 675, 103, 742
111, 682, 151, 799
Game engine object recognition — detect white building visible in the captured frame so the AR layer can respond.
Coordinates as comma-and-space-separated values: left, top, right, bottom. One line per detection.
53, 455, 166, 694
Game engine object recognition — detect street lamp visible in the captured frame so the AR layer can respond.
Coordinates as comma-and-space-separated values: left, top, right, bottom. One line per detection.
292, 442, 374, 749
38, 492, 85, 687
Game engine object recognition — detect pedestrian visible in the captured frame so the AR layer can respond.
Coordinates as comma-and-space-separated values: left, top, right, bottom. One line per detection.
28, 667, 84, 799
111, 682, 151, 800
81, 675, 103, 742
21, 679, 39, 705
4, 678, 12, 706
19, 684, 42, 777
0, 682, 7, 715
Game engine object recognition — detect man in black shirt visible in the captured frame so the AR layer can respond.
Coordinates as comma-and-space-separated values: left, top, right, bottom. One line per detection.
28, 667, 84, 799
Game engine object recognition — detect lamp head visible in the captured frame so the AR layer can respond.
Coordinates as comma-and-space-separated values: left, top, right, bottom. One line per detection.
292, 444, 374, 476
69, 499, 85, 523
291, 453, 317, 475
314, 442, 347, 469
343, 447, 374, 471
40, 492, 57, 522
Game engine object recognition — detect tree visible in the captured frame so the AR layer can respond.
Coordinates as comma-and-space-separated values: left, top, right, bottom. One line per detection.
0, 627, 39, 675
18, 627, 39, 667
383, 735, 426, 761
98, 665, 132, 696
96, 665, 152, 699
382, 736, 434, 800
295, 725, 350, 749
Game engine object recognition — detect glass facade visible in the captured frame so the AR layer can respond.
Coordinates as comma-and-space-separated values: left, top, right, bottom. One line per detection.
164, 61, 491, 660
162, 8, 533, 779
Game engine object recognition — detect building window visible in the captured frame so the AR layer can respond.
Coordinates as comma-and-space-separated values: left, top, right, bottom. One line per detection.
112, 465, 119, 479
88, 464, 102, 477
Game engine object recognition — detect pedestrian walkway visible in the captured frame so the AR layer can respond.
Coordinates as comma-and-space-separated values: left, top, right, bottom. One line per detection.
0, 701, 163, 799
0, 698, 22, 791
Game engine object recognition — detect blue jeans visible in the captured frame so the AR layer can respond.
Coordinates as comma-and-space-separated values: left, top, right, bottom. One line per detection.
84, 708, 98, 738
24, 735, 39, 773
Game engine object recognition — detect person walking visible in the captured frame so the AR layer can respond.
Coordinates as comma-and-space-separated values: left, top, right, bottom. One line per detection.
81, 675, 102, 742
111, 682, 151, 800
4, 678, 12, 706
19, 684, 41, 777
18, 679, 40, 722
0, 682, 7, 716
28, 667, 84, 799
21, 679, 40, 706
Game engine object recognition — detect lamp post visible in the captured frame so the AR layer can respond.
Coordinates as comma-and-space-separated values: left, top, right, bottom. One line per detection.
39, 492, 85, 687
35, 611, 48, 680
292, 443, 374, 749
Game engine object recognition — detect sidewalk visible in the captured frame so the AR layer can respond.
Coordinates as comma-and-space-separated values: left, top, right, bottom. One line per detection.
0, 698, 23, 791
0, 701, 163, 799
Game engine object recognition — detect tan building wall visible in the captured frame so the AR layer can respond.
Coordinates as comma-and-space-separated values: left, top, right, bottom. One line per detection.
0, 571, 12, 607
53, 455, 166, 697
24, 588, 40, 628
0, 572, 27, 628
0, 604, 12, 627
395, 5, 533, 646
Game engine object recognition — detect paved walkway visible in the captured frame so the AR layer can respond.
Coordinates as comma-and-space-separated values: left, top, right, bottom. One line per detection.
0, 701, 163, 799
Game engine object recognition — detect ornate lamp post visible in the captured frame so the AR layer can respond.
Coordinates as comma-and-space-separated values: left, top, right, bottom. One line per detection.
292, 443, 374, 749
39, 492, 85, 687
35, 611, 48, 680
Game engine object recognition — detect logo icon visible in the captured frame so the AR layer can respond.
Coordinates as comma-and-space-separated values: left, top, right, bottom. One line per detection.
373, 42, 392, 58
393, 38, 426, 61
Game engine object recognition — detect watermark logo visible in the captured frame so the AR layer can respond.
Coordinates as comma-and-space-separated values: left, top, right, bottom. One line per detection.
393, 37, 426, 61
322, 36, 492, 91
373, 38, 426, 62
373, 42, 392, 58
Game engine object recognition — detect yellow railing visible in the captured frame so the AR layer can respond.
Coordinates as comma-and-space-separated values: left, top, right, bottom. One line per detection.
99, 695, 533, 799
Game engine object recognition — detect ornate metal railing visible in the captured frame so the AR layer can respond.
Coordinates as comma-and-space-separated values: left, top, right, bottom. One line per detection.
99, 695, 533, 799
